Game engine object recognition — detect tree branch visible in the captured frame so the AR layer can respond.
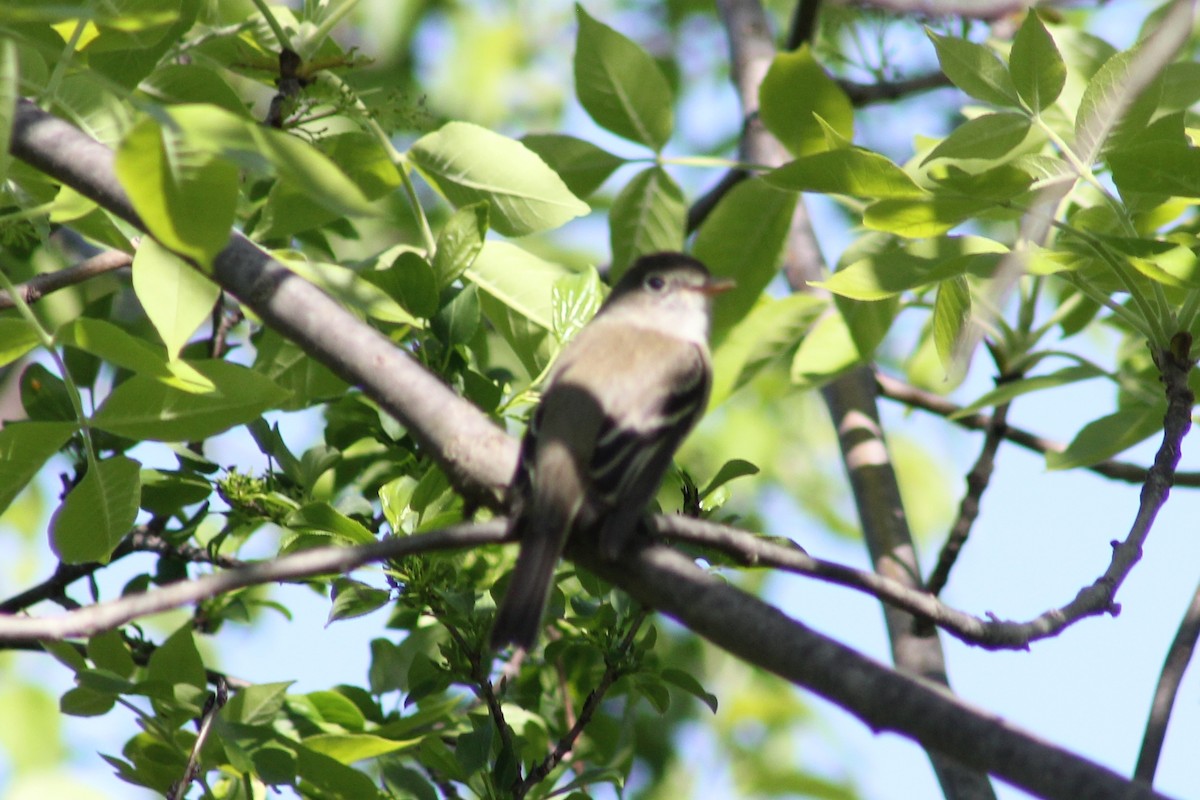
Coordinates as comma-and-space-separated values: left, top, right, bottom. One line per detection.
0, 248, 132, 311
567, 534, 1174, 800
713, 1, 993, 796
875, 370, 1200, 488
1135, 577, 1200, 784
926, 399, 1009, 598
0, 522, 507, 643
9, 98, 516, 509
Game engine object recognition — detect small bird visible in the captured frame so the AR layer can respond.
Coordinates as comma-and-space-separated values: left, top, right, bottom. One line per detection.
490, 252, 733, 650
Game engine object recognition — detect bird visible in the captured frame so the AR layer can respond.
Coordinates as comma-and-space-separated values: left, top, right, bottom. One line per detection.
490, 251, 732, 651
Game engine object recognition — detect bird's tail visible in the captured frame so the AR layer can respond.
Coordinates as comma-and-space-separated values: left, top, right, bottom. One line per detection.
490, 522, 563, 651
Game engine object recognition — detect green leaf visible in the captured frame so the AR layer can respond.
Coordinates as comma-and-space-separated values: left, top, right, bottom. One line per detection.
365, 251, 439, 320
431, 284, 481, 347
952, 364, 1107, 418
87, 630, 137, 678
328, 579, 392, 624
50, 455, 141, 564
864, 195, 994, 238
304, 733, 417, 764
1075, 46, 1165, 162
766, 148, 925, 199
91, 360, 288, 441
148, 624, 206, 691
286, 502, 376, 546
57, 317, 213, 392
0, 37, 16, 183
552, 266, 605, 343
296, 745, 384, 797
932, 276, 970, 375
921, 113, 1033, 165
790, 310, 861, 389
699, 460, 760, 501
660, 667, 718, 713
608, 167, 686, 277
1047, 403, 1164, 470
139, 469, 212, 516
838, 294, 897, 362
1010, 12, 1066, 112
0, 421, 74, 517
137, 64, 248, 116
710, 294, 824, 405
758, 46, 854, 156
927, 31, 1019, 107
693, 178, 797, 340
0, 319, 39, 367
1110, 142, 1200, 198
432, 203, 488, 289
819, 236, 1007, 301
573, 5, 673, 150
281, 256, 420, 327
114, 112, 238, 266
467, 241, 570, 332
132, 237, 220, 360
60, 686, 116, 717
20, 363, 74, 422
521, 134, 625, 198
409, 121, 588, 237
222, 681, 292, 726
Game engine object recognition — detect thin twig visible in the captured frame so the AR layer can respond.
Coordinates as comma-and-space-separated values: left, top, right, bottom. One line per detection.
168, 677, 228, 800
785, 0, 821, 50
0, 526, 243, 617
0, 248, 131, 311
516, 611, 647, 797
875, 371, 1200, 488
926, 401, 1010, 598
1135, 577, 1200, 784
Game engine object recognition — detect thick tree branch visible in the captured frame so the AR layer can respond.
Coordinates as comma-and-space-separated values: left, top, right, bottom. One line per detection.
9, 98, 516, 509
875, 371, 1200, 487
714, 1, 992, 797
568, 535, 1174, 800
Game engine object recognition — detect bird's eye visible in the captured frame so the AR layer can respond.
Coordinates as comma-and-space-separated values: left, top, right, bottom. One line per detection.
645, 274, 666, 291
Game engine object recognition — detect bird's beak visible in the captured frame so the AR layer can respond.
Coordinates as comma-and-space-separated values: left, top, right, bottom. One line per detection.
699, 277, 736, 296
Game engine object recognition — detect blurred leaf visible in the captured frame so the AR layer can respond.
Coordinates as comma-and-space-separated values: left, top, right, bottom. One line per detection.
57, 317, 214, 392
552, 266, 605, 342
699, 459, 759, 501
468, 241, 569, 332
287, 502, 376, 546
20, 363, 73, 422
710, 293, 824, 405
932, 275, 970, 375
0, 421, 74, 517
432, 284, 481, 347
574, 5, 673, 150
304, 732, 417, 764
1047, 403, 1164, 470
1110, 142, 1200, 198
92, 360, 288, 441
608, 166, 685, 277
132, 237, 219, 360
694, 178, 796, 340
50, 455, 141, 564
865, 195, 994, 237
759, 46, 853, 156
329, 579, 392, 624
766, 148, 925, 199
409, 121, 588, 236
114, 112, 238, 266
952, 364, 1107, 418
147, 624, 206, 691
791, 310, 860, 389
1075, 45, 1165, 160
0, 319, 38, 367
